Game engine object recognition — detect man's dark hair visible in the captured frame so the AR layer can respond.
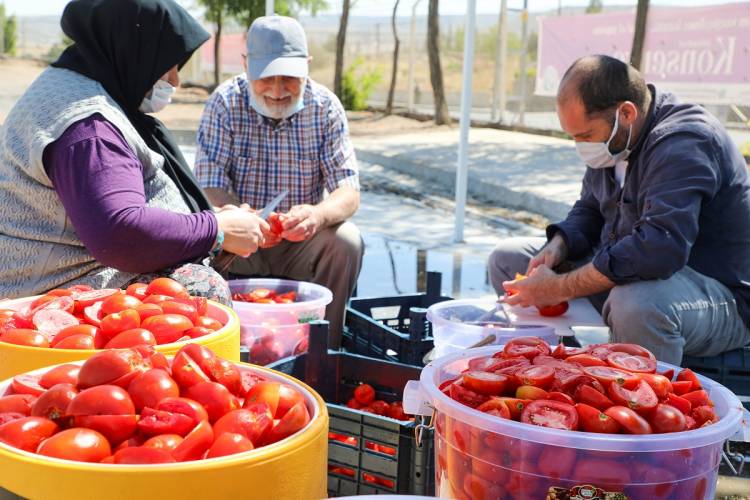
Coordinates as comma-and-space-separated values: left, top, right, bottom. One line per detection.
560, 55, 649, 116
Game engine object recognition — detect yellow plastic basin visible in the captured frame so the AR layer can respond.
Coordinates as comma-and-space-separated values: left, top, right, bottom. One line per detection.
0, 361, 328, 500
0, 297, 240, 380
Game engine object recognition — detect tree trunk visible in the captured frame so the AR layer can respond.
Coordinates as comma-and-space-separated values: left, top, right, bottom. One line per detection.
385, 0, 401, 115
630, 0, 649, 70
427, 0, 450, 125
213, 10, 223, 89
334, 0, 351, 99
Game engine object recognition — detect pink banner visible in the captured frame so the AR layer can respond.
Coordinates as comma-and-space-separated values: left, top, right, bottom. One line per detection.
536, 3, 750, 104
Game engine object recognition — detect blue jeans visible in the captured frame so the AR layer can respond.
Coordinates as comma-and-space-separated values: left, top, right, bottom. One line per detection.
488, 237, 750, 364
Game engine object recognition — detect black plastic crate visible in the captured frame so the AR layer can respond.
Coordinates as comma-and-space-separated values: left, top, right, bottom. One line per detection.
257, 322, 435, 497
682, 345, 750, 410
343, 271, 452, 366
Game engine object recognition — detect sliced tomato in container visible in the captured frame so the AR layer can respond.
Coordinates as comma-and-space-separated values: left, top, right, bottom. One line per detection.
520, 399, 578, 430
606, 351, 656, 373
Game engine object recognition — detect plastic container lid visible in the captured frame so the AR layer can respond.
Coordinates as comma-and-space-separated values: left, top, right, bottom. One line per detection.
411, 345, 747, 452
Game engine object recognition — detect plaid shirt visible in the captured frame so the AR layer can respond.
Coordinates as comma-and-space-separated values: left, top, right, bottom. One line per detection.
195, 75, 359, 212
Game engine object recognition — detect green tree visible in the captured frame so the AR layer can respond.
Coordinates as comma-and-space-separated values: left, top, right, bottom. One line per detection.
4, 15, 17, 56
586, 0, 603, 14
227, 0, 327, 29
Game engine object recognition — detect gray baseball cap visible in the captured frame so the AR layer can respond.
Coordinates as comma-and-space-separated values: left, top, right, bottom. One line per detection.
246, 15, 309, 80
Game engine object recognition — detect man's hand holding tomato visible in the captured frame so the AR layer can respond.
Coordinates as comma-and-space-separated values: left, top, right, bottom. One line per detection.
281, 204, 323, 242
503, 264, 570, 309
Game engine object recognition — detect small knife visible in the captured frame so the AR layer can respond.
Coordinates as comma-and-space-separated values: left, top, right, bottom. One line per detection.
212, 189, 289, 276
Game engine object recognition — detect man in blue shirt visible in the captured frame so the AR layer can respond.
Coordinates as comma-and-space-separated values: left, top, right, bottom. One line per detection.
490, 55, 750, 364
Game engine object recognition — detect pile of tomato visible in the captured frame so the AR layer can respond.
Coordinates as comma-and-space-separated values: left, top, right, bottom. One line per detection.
0, 344, 311, 464
232, 288, 298, 304
0, 278, 224, 350
442, 337, 717, 434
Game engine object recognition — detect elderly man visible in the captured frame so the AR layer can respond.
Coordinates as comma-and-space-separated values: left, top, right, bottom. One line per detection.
489, 55, 750, 364
195, 15, 363, 347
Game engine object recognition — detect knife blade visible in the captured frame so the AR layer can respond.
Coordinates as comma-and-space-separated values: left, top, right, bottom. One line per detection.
212, 189, 290, 276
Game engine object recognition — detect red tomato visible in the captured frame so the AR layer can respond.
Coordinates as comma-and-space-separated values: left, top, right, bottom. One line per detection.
37, 427, 111, 462
141, 314, 193, 344
73, 415, 138, 446
207, 432, 254, 458
276, 384, 305, 419
370, 400, 390, 415
142, 434, 183, 451
521, 399, 578, 430
213, 406, 273, 445
142, 294, 173, 305
185, 381, 238, 423
607, 380, 658, 414
73, 289, 120, 311
53, 334, 95, 350
32, 309, 79, 338
604, 406, 653, 434
636, 372, 673, 399
31, 383, 78, 420
245, 382, 281, 417
77, 348, 150, 389
692, 405, 719, 426
194, 316, 223, 331
0, 412, 26, 425
50, 324, 102, 349
608, 343, 656, 360
264, 401, 310, 444
145, 278, 189, 299
650, 403, 687, 433
462, 371, 509, 395
101, 294, 143, 316
113, 446, 175, 464
354, 383, 375, 405
573, 384, 613, 411
572, 458, 631, 491
159, 301, 198, 323
105, 328, 156, 349
134, 303, 164, 321
546, 391, 576, 405
515, 385, 549, 400
267, 213, 285, 235
583, 366, 640, 389
201, 356, 243, 396
0, 416, 59, 452
536, 301, 569, 317
606, 351, 656, 373
0, 395, 36, 416
82, 301, 104, 327
576, 403, 622, 433
565, 354, 607, 367
676, 368, 702, 391
476, 397, 511, 419
100, 309, 140, 338
497, 397, 529, 419
386, 402, 408, 420
171, 420, 214, 462
671, 380, 694, 395
450, 382, 489, 408
137, 407, 195, 437
503, 337, 551, 359
665, 393, 692, 415
515, 365, 555, 389
537, 446, 576, 479
682, 389, 711, 409
0, 328, 49, 348
67, 385, 135, 416
346, 398, 361, 409
127, 369, 179, 411
125, 283, 149, 300
11, 374, 45, 396
155, 397, 209, 425
185, 327, 212, 339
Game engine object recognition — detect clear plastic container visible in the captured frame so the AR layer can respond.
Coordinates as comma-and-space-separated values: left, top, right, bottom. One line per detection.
426, 299, 558, 358
406, 346, 747, 500
229, 279, 332, 365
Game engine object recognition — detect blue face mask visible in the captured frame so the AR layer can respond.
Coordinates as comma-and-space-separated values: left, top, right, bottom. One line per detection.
249, 85, 305, 119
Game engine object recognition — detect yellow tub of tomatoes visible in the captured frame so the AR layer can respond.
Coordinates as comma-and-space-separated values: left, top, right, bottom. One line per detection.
0, 278, 240, 379
0, 343, 327, 500
404, 337, 747, 499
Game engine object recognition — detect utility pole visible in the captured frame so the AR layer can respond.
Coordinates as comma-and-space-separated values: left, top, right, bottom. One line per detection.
630, 0, 650, 70
518, 0, 529, 126
490, 0, 507, 123
266, 0, 274, 15
407, 0, 422, 112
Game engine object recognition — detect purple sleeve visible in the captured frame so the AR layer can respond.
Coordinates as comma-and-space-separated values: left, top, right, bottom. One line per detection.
43, 114, 218, 274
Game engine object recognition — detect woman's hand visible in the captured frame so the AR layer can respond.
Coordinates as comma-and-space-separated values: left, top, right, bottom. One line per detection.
215, 209, 269, 257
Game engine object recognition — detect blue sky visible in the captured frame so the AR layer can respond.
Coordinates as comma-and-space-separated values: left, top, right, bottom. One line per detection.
2, 0, 747, 17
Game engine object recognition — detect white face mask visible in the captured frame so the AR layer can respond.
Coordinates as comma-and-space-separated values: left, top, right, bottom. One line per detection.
249, 79, 305, 119
575, 108, 633, 169
139, 79, 175, 114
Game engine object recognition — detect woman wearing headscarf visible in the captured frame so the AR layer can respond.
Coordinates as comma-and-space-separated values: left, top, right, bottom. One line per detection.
0, 0, 267, 304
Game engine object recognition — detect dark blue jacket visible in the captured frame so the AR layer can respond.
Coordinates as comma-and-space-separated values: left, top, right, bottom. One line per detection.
550, 85, 750, 328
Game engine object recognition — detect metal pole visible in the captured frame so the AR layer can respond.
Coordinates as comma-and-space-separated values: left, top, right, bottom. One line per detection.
490, 0, 507, 123
518, 0, 528, 126
266, 0, 274, 16
407, 0, 421, 112
453, 0, 476, 243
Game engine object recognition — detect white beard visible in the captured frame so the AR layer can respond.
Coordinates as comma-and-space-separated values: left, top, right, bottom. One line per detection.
249, 81, 305, 119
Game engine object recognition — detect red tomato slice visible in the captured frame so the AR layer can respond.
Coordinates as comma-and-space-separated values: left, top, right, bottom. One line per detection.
77, 348, 150, 389
125, 283, 149, 300
137, 407, 195, 437
573, 384, 613, 411
0, 416, 59, 452
100, 309, 141, 338
475, 397, 511, 419
515, 365, 554, 389
606, 351, 656, 373
155, 397, 209, 425
194, 316, 223, 331
159, 301, 198, 324
50, 324, 100, 348
604, 405, 652, 434
666, 393, 692, 415
608, 343, 656, 360
32, 309, 79, 338
213, 406, 273, 445
607, 380, 658, 414
565, 354, 607, 367
37, 427, 111, 462
74, 414, 138, 446
113, 446, 176, 464
0, 395, 36, 416
83, 301, 104, 327
53, 334, 95, 350
142, 434, 183, 451
449, 381, 489, 408
575, 403, 622, 433
0, 328, 49, 348
682, 389, 711, 409
671, 380, 694, 395
515, 385, 549, 400
636, 372, 673, 399
206, 432, 254, 458
105, 328, 156, 349
134, 303, 164, 321
264, 401, 310, 444
583, 366, 640, 389
67, 385, 136, 416
11, 374, 45, 396
521, 399, 578, 430
171, 420, 214, 462
31, 383, 77, 420
141, 314, 193, 344
503, 337, 551, 359
74, 289, 120, 311
676, 368, 703, 391
461, 371, 509, 396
